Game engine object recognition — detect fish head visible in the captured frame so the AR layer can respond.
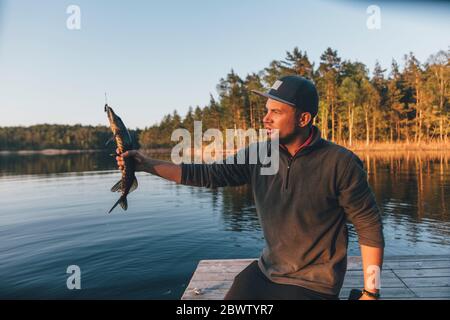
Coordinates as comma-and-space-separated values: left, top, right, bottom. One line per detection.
104, 104, 120, 133
104, 104, 130, 141
104, 104, 116, 123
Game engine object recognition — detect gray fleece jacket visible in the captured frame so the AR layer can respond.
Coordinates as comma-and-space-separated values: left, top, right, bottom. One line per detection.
181, 125, 384, 296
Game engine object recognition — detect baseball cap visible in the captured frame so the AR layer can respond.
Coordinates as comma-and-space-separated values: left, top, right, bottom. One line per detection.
251, 75, 319, 118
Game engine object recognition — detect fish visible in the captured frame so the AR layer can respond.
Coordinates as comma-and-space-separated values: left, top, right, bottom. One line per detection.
104, 104, 138, 213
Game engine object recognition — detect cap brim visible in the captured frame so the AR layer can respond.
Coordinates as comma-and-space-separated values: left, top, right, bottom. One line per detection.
251, 90, 296, 107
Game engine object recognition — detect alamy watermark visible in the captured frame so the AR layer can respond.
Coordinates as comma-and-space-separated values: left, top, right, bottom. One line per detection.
366, 5, 381, 30
171, 121, 280, 175
66, 265, 81, 290
66, 5, 81, 30
365, 265, 381, 290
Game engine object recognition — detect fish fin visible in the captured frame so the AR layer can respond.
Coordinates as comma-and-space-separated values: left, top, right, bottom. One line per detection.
105, 136, 115, 147
110, 180, 122, 192
120, 197, 128, 210
129, 177, 138, 193
108, 196, 123, 213
108, 195, 127, 213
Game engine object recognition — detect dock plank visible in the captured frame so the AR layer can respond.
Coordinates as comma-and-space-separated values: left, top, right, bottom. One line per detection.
410, 287, 450, 298
384, 260, 450, 270
394, 268, 450, 278
182, 255, 450, 300
401, 277, 450, 288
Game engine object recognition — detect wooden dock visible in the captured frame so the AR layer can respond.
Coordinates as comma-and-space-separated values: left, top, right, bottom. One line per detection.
182, 255, 450, 300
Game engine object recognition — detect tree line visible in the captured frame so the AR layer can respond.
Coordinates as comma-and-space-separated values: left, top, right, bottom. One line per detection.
1, 47, 448, 150
140, 47, 449, 148
0, 124, 140, 151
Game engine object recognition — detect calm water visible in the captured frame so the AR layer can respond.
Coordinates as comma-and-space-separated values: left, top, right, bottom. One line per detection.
0, 151, 449, 299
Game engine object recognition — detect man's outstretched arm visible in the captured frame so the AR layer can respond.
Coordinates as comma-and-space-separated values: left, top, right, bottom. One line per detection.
116, 149, 181, 183
116, 148, 251, 187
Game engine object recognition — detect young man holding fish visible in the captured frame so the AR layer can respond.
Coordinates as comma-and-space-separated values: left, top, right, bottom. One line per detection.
116, 76, 384, 300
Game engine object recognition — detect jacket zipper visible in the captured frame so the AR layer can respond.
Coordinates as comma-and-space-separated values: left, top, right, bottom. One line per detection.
285, 157, 293, 190
282, 129, 316, 189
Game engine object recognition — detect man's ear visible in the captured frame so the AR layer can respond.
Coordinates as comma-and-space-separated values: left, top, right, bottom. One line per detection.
298, 112, 312, 128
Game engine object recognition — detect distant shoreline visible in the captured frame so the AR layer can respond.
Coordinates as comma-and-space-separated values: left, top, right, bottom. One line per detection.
340, 141, 450, 152
1, 142, 449, 155
0, 149, 105, 155
0, 148, 174, 155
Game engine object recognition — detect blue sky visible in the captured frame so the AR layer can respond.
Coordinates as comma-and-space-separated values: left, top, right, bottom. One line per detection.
0, 0, 448, 129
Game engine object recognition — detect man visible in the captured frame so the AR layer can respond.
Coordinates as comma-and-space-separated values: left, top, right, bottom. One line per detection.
116, 76, 384, 300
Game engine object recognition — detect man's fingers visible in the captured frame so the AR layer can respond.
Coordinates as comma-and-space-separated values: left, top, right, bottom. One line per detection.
115, 156, 124, 167
121, 150, 138, 158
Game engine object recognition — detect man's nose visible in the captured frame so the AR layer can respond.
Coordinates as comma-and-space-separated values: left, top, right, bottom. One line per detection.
263, 112, 272, 123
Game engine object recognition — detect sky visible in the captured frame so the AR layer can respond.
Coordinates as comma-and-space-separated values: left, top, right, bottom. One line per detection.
0, 0, 448, 129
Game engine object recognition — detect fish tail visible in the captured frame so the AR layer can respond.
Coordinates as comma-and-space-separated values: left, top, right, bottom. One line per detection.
120, 196, 128, 210
108, 195, 128, 213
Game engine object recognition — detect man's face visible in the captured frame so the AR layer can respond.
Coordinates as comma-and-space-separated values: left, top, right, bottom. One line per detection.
263, 98, 299, 142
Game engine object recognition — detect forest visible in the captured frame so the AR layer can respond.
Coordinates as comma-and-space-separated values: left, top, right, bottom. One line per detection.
1, 47, 448, 150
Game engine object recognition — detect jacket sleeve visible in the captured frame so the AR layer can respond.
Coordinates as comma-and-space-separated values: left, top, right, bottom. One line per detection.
181, 148, 252, 188
338, 153, 385, 248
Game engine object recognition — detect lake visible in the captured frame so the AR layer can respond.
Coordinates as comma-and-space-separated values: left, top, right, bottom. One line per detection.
0, 150, 449, 299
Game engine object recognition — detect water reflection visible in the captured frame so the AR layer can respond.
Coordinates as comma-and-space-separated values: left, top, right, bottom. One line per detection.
356, 151, 449, 224
219, 186, 261, 232
0, 151, 171, 176
0, 152, 114, 176
0, 150, 449, 250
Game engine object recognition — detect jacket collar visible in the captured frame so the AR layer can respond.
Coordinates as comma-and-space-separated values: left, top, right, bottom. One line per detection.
279, 125, 325, 159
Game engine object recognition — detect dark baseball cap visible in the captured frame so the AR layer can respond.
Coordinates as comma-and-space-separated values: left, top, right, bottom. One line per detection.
251, 75, 319, 118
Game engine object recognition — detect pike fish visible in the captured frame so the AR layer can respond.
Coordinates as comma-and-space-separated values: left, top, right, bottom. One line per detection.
105, 104, 138, 213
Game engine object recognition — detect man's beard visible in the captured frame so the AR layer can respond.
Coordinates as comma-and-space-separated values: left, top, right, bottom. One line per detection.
279, 126, 303, 145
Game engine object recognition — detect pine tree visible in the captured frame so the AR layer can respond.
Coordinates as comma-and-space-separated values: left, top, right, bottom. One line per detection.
386, 59, 405, 142
338, 77, 359, 146
245, 73, 266, 129
317, 48, 342, 141
425, 50, 449, 142
403, 53, 426, 143
217, 70, 248, 130
281, 47, 314, 79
